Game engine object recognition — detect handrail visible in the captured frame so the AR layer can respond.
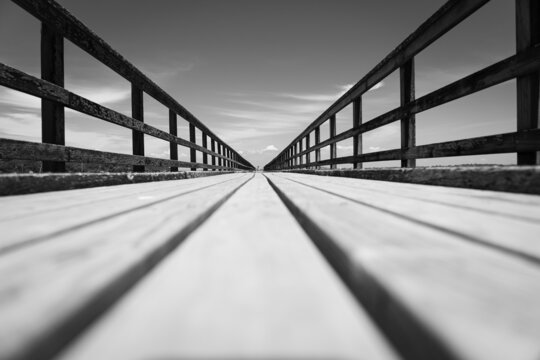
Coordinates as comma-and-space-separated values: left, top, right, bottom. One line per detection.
0, 0, 254, 172
264, 0, 540, 171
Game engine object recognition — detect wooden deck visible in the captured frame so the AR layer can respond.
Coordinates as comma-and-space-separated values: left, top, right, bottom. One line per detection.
2, 172, 540, 360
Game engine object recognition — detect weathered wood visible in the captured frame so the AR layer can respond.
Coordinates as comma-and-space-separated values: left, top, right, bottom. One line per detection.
267, 173, 540, 360
189, 123, 196, 171
305, 134, 311, 168
352, 97, 362, 169
202, 132, 208, 171
0, 174, 250, 360
0, 64, 248, 168
285, 165, 540, 195
0, 171, 232, 196
315, 126, 321, 167
329, 115, 336, 169
279, 172, 540, 263
267, 0, 489, 167
11, 0, 252, 170
282, 47, 540, 163
285, 129, 540, 169
131, 84, 144, 172
0, 138, 228, 174
55, 174, 398, 360
169, 110, 178, 172
400, 59, 416, 168
516, 0, 540, 164
211, 138, 216, 170
41, 23, 65, 172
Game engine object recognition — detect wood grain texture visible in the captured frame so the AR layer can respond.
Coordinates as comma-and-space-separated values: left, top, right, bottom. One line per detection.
0, 171, 233, 196
267, 173, 540, 360
274, 47, 540, 168
283, 165, 540, 195
10, 0, 252, 169
0, 173, 250, 360
56, 174, 399, 360
267, 0, 489, 167
0, 63, 248, 169
278, 172, 540, 263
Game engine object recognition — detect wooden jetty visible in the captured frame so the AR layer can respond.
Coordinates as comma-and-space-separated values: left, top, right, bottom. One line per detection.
1, 1, 540, 360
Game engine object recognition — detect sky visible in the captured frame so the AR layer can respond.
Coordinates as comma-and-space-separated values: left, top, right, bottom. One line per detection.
0, 0, 517, 169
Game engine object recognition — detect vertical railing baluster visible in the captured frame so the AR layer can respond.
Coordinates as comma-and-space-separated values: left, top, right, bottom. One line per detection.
306, 134, 310, 168
211, 139, 216, 171
299, 139, 303, 167
329, 115, 336, 169
41, 23, 65, 172
189, 123, 196, 171
315, 126, 320, 169
218, 144, 222, 170
202, 132, 208, 171
516, 0, 540, 164
353, 97, 362, 169
131, 84, 145, 172
400, 59, 416, 168
169, 110, 178, 172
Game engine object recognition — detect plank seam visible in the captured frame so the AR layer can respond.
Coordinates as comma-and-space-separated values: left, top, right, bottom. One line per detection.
278, 174, 540, 266
0, 174, 248, 256
265, 174, 458, 360
19, 174, 254, 360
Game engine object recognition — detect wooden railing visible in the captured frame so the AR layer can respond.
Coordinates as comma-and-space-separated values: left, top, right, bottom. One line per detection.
264, 0, 540, 171
0, 0, 254, 173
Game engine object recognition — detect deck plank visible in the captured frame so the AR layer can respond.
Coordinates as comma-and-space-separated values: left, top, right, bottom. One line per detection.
56, 174, 399, 360
266, 173, 540, 360
276, 173, 540, 263
0, 174, 250, 360
0, 173, 246, 253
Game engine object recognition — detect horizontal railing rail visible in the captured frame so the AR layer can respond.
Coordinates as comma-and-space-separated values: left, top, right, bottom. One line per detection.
0, 0, 254, 173
264, 0, 540, 171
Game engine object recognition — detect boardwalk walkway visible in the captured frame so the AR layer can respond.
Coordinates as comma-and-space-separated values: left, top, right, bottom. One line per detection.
2, 173, 540, 360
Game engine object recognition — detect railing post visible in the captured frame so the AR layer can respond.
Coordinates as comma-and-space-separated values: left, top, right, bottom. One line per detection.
189, 123, 196, 171
329, 115, 336, 169
294, 143, 298, 167
202, 132, 208, 171
169, 110, 178, 172
299, 139, 303, 167
353, 97, 363, 169
315, 126, 320, 169
211, 139, 216, 171
400, 58, 416, 168
41, 23, 65, 173
516, 0, 540, 164
131, 84, 145, 172
218, 144, 222, 170
306, 134, 311, 168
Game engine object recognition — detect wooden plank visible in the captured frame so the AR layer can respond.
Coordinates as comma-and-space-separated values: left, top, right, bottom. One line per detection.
315, 126, 321, 167
0, 173, 246, 253
286, 166, 540, 195
278, 172, 540, 263
56, 174, 398, 360
266, 173, 540, 360
131, 84, 144, 172
516, 0, 540, 164
277, 46, 540, 162
0, 173, 250, 360
400, 59, 416, 168
0, 138, 227, 172
305, 133, 310, 167
0, 171, 231, 196
0, 63, 248, 169
10, 0, 252, 169
41, 22, 65, 172
287, 129, 540, 169
211, 138, 216, 170
169, 110, 178, 172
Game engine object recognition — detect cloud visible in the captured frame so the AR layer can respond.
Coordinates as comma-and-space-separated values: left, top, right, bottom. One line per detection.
368, 81, 385, 91
0, 89, 41, 109
262, 145, 278, 152
71, 86, 130, 105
